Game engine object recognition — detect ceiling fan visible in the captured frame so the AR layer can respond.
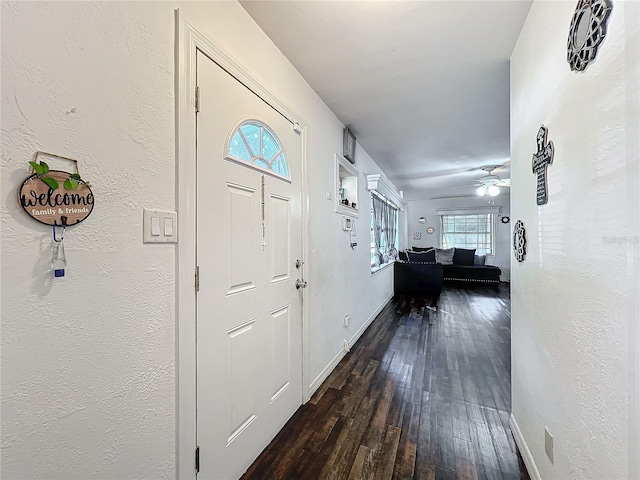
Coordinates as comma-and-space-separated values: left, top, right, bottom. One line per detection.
472, 165, 511, 197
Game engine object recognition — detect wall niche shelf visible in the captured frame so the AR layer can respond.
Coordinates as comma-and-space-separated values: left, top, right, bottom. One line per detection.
335, 153, 359, 218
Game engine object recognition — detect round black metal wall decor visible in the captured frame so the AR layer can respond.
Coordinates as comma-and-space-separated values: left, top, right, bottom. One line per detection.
501, 216, 510, 224
567, 0, 612, 72
513, 220, 527, 263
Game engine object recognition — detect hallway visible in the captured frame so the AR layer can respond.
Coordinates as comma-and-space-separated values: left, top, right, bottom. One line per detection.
242, 285, 529, 480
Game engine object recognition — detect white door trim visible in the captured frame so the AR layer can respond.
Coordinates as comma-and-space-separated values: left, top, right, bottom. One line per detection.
175, 10, 310, 480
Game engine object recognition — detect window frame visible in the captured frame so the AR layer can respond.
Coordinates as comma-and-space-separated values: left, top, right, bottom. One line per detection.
224, 119, 291, 182
370, 190, 399, 273
440, 213, 495, 256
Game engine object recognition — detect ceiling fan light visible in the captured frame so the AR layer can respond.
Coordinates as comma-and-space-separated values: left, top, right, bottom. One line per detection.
488, 185, 500, 196
476, 185, 487, 196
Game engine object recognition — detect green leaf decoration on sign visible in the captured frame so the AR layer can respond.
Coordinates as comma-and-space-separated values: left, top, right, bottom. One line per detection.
27, 158, 88, 191
29, 161, 44, 175
63, 179, 79, 190
42, 177, 59, 190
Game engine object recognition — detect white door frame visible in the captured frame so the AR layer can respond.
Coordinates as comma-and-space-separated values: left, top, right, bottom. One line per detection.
174, 10, 311, 479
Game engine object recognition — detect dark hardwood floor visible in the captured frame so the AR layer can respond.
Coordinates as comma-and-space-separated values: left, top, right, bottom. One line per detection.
241, 284, 530, 480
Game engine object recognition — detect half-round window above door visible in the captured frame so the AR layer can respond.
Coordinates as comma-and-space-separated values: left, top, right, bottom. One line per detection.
226, 120, 290, 181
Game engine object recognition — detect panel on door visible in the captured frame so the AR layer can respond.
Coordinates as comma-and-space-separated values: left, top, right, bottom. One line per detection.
269, 305, 291, 403
225, 318, 258, 446
195, 49, 303, 480
269, 194, 291, 283
226, 182, 259, 295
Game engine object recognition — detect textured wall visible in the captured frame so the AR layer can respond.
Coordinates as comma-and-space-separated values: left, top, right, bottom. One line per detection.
1, 2, 401, 478
1, 2, 176, 478
510, 0, 640, 478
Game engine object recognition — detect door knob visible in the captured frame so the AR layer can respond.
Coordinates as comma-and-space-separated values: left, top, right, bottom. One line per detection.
295, 279, 307, 289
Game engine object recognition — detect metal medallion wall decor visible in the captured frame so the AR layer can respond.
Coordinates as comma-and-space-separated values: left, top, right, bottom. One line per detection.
567, 0, 612, 72
426, 226, 435, 235
413, 231, 422, 241
501, 216, 510, 224
532, 125, 554, 205
513, 220, 527, 263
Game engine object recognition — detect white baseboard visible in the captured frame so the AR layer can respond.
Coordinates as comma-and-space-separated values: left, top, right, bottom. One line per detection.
308, 348, 343, 396
349, 292, 393, 347
510, 413, 541, 480
308, 292, 394, 397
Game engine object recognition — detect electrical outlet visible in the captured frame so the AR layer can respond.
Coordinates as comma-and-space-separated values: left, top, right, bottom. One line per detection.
545, 426, 554, 463
326, 191, 332, 201
343, 339, 350, 352
343, 315, 350, 327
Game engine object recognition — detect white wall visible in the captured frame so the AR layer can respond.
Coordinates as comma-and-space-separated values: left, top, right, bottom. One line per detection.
406, 195, 511, 280
303, 138, 399, 390
0, 1, 399, 478
1, 3, 177, 478
510, 1, 640, 479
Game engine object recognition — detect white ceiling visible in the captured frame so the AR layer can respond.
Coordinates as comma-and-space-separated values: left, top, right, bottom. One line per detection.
240, 0, 532, 200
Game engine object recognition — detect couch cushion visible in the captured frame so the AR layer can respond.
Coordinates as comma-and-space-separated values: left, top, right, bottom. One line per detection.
408, 250, 436, 263
411, 246, 435, 252
453, 248, 476, 266
442, 265, 501, 282
435, 248, 455, 265
474, 254, 486, 265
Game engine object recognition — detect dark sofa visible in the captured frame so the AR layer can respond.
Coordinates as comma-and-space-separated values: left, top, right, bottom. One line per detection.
394, 247, 501, 297
442, 264, 502, 284
394, 262, 443, 297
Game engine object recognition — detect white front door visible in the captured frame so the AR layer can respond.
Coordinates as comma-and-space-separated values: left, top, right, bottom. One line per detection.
195, 50, 304, 480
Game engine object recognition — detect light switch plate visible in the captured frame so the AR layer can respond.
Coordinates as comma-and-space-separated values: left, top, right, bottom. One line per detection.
143, 209, 178, 243
545, 426, 554, 463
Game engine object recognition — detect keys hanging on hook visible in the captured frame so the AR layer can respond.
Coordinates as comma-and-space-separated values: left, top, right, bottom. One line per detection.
52, 225, 67, 278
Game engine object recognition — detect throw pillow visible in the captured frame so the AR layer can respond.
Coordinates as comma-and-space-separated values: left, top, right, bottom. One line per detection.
408, 250, 436, 263
453, 248, 476, 266
474, 254, 486, 265
398, 250, 409, 262
435, 248, 455, 265
411, 246, 434, 252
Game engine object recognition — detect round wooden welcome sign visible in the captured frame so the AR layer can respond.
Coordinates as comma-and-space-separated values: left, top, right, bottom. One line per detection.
19, 170, 94, 226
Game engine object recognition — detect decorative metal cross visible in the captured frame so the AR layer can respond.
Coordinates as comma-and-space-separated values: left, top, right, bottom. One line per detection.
531, 125, 554, 205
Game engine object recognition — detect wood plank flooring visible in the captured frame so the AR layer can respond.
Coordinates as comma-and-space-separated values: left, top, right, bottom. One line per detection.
241, 284, 530, 480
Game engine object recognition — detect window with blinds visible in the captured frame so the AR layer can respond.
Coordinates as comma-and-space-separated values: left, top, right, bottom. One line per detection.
441, 214, 494, 255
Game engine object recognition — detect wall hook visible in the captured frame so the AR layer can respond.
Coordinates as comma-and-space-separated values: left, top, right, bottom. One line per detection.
52, 224, 66, 242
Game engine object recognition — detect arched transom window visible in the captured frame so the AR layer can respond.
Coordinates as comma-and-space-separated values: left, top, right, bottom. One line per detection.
227, 121, 290, 180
